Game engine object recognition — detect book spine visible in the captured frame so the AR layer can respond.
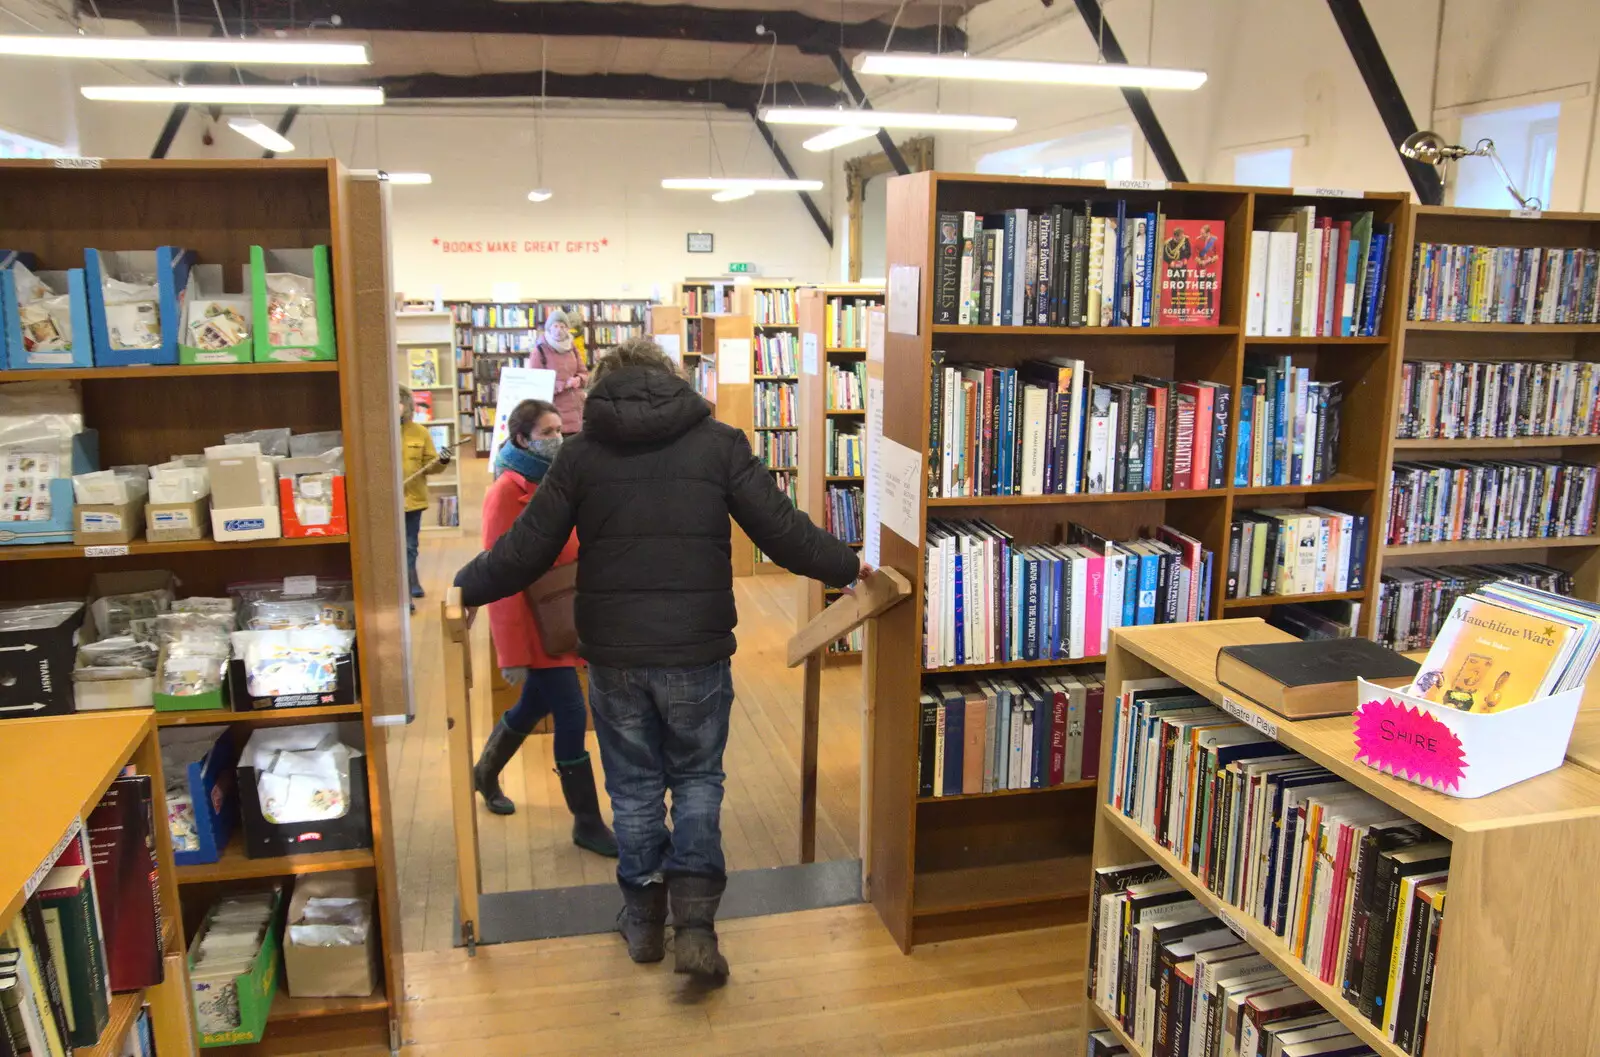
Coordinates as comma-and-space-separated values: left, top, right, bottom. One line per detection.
1071, 212, 1089, 327
1208, 384, 1229, 490
934, 211, 961, 324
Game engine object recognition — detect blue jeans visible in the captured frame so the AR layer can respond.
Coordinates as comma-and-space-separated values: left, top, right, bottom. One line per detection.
503, 666, 589, 762
403, 508, 422, 588
587, 660, 735, 888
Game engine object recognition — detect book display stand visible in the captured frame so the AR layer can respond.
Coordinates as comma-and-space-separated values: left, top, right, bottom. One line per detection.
0, 160, 406, 1055
868, 173, 1409, 951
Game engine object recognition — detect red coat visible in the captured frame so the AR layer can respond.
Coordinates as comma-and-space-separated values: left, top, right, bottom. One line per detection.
483, 467, 580, 669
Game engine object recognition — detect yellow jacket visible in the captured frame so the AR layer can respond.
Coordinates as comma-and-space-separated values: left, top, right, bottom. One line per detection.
400, 421, 441, 512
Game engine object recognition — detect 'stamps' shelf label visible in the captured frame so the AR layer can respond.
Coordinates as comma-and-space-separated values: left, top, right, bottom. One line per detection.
1292, 186, 1362, 199
1106, 178, 1169, 192
54, 157, 104, 169
1221, 695, 1278, 739
83, 544, 129, 558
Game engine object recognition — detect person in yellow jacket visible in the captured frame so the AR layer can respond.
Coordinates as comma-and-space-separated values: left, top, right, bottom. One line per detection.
400, 384, 451, 598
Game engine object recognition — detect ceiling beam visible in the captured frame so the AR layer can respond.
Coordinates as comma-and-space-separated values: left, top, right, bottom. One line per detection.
827, 50, 909, 177
79, 0, 965, 54
747, 105, 833, 248
374, 71, 844, 107
1070, 0, 1187, 183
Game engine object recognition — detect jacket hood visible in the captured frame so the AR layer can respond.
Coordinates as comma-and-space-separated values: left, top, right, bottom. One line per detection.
583, 366, 710, 445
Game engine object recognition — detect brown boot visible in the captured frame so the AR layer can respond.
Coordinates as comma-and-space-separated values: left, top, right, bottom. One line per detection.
616, 881, 667, 963
668, 874, 729, 983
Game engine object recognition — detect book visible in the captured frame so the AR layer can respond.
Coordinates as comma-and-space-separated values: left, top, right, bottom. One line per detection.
37, 865, 110, 1048
934, 211, 962, 324
1386, 458, 1597, 547
1156, 218, 1225, 326
1215, 640, 1419, 719
1408, 241, 1600, 324
87, 775, 164, 993
1375, 562, 1571, 652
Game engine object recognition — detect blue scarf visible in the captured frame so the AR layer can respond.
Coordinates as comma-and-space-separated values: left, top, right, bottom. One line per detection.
495, 441, 552, 484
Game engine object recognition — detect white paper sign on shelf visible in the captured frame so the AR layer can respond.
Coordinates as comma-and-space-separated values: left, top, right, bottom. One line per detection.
487, 365, 557, 467
1292, 186, 1361, 199
1511, 207, 1543, 219
55, 157, 103, 169
282, 575, 318, 597
887, 265, 920, 336
878, 437, 923, 548
490, 281, 522, 304
1218, 907, 1248, 940
1221, 695, 1278, 739
866, 306, 886, 363
863, 374, 885, 568
1107, 177, 1168, 191
83, 544, 128, 558
717, 337, 752, 385
657, 333, 683, 364
801, 333, 819, 376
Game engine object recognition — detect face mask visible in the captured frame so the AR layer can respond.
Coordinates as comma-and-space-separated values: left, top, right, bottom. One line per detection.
527, 435, 563, 459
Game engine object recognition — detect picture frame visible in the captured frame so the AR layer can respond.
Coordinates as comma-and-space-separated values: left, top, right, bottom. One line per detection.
687, 232, 714, 254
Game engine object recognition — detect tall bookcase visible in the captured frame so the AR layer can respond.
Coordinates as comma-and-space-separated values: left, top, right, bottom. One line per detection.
395, 309, 462, 534
867, 173, 1408, 951
750, 281, 800, 569
0, 159, 406, 1054
1088, 617, 1600, 1057
797, 286, 885, 657
456, 299, 541, 456
703, 314, 756, 576
1373, 205, 1600, 651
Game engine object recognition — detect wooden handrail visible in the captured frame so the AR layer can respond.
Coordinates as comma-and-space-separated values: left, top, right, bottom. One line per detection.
443, 585, 477, 644
785, 568, 911, 667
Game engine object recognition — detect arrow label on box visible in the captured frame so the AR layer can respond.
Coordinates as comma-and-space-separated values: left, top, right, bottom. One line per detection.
0, 702, 48, 713
0, 643, 38, 652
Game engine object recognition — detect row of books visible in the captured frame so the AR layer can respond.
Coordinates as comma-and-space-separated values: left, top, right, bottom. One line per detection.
1406, 242, 1600, 324
825, 297, 877, 349
933, 205, 1225, 328
922, 520, 1214, 668
756, 429, 796, 470
1395, 358, 1600, 440
435, 494, 460, 528
470, 331, 538, 354
1100, 684, 1451, 1056
829, 626, 863, 654
755, 333, 798, 376
929, 356, 1233, 498
690, 356, 716, 401
686, 317, 704, 354
681, 285, 732, 316
466, 303, 535, 328
753, 288, 798, 326
827, 362, 866, 411
575, 301, 650, 323
3, 774, 164, 1056
1374, 562, 1572, 651
590, 322, 644, 347
1386, 458, 1598, 545
827, 421, 864, 477
773, 470, 797, 504
1227, 509, 1370, 600
823, 484, 864, 544
1268, 599, 1362, 642
754, 380, 797, 428
1238, 358, 1344, 487
1244, 207, 1394, 337
918, 668, 1106, 796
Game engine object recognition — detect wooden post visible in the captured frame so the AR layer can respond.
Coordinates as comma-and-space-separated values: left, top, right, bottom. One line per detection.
442, 588, 483, 951
799, 653, 823, 863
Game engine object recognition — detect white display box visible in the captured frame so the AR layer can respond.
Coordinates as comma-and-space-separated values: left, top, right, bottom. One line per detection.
1354, 677, 1583, 799
211, 504, 282, 542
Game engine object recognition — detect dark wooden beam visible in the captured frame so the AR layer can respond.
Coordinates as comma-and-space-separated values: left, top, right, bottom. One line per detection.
149, 103, 189, 158
370, 71, 842, 108
1070, 0, 1188, 183
827, 50, 910, 177
262, 106, 299, 159
748, 106, 833, 248
1325, 0, 1444, 204
80, 0, 965, 54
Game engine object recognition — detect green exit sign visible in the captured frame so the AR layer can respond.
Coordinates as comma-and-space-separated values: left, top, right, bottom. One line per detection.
728, 262, 755, 274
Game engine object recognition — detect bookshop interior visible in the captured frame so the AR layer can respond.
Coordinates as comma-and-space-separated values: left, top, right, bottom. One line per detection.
6, 0, 1600, 1055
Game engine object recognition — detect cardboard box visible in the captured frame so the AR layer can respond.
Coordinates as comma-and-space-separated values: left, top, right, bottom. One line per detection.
225, 649, 358, 712
161, 725, 238, 864
0, 599, 84, 717
283, 872, 378, 998
277, 460, 346, 538
71, 570, 177, 712
146, 497, 211, 543
190, 887, 281, 1048
251, 246, 336, 362
2, 261, 94, 371
85, 246, 196, 367
73, 496, 144, 545
236, 722, 372, 859
179, 264, 254, 365
208, 451, 281, 542
154, 642, 228, 712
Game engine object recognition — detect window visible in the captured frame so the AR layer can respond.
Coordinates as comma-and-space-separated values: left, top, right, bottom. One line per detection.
977, 127, 1133, 181
1453, 102, 1559, 209
1233, 147, 1293, 187
0, 128, 68, 159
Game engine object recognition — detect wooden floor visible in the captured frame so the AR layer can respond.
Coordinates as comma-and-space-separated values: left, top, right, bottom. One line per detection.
388, 457, 871, 953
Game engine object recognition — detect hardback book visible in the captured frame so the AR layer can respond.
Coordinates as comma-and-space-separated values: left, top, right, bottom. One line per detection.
933, 211, 962, 324
37, 865, 110, 1048
1156, 218, 1225, 326
1216, 639, 1419, 719
87, 775, 164, 992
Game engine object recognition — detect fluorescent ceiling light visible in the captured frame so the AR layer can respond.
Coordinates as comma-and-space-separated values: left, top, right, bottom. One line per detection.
803, 126, 880, 152
762, 107, 1016, 133
854, 52, 1207, 91
384, 172, 432, 185
711, 188, 755, 202
81, 84, 384, 106
662, 178, 823, 192
227, 117, 294, 153
527, 189, 553, 202
0, 34, 370, 65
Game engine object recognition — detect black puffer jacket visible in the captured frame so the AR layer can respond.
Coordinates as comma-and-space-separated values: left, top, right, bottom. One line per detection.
454, 366, 860, 667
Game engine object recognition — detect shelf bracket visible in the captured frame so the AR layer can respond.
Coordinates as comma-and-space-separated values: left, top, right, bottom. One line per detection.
1069, 0, 1188, 183
827, 50, 912, 177
747, 105, 835, 247
1324, 0, 1445, 205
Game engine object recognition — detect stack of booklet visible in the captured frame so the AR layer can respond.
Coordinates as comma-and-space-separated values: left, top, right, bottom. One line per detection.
1411, 581, 1600, 712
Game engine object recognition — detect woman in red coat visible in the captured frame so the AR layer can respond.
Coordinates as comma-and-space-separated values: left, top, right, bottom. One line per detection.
472, 398, 616, 857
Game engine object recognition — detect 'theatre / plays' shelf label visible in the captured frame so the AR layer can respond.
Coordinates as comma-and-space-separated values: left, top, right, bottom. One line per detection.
1221, 695, 1278, 739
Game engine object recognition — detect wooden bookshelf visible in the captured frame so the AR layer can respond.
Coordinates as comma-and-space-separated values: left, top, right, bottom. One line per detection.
867, 173, 1409, 951
702, 313, 757, 576
396, 310, 463, 536
1374, 205, 1600, 653
0, 712, 192, 1055
0, 159, 406, 1055
1087, 618, 1600, 1056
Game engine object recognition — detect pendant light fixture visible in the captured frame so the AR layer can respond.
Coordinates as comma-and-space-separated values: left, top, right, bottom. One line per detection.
227, 117, 294, 152
528, 38, 554, 203
762, 106, 1015, 133
662, 177, 823, 192
803, 126, 880, 152
0, 34, 369, 65
712, 188, 755, 202
853, 52, 1205, 90
81, 83, 384, 106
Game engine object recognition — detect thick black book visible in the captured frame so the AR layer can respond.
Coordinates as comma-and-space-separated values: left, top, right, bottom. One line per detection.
1070, 207, 1090, 326
1207, 383, 1230, 490
917, 694, 938, 797
1112, 384, 1134, 492
1225, 521, 1242, 599
1125, 385, 1148, 493
1341, 820, 1430, 1004
934, 210, 962, 324
1359, 842, 1451, 1025
1216, 638, 1419, 719
927, 351, 945, 497
1393, 878, 1439, 1051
